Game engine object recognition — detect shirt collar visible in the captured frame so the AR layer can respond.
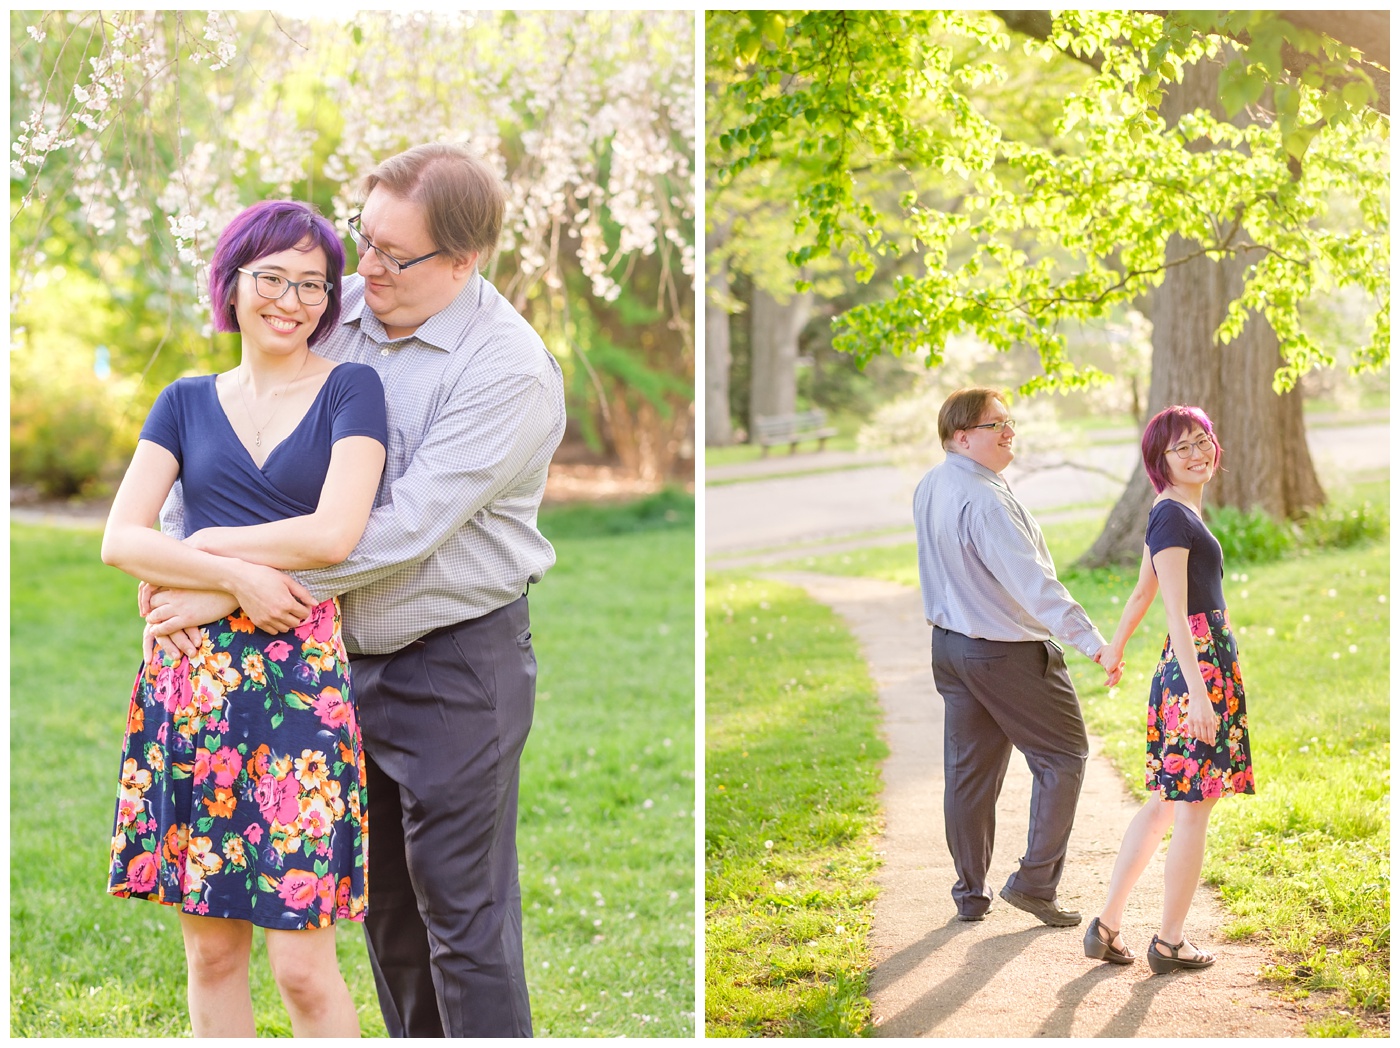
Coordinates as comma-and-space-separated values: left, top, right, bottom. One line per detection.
945, 448, 1010, 490
339, 271, 481, 353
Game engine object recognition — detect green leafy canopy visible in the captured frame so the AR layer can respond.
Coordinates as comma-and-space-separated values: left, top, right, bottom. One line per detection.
712, 10, 1389, 395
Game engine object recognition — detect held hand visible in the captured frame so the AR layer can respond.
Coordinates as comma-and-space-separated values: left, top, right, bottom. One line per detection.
146, 587, 239, 640
1184, 690, 1220, 744
229, 563, 316, 634
1104, 660, 1126, 689
144, 622, 196, 662
138, 581, 157, 618
1092, 645, 1126, 689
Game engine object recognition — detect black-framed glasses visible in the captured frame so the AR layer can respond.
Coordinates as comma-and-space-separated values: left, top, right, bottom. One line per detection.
1167, 436, 1215, 458
236, 268, 332, 306
968, 419, 1016, 433
346, 213, 441, 274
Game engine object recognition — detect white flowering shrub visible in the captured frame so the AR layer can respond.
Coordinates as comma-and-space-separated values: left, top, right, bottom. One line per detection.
11, 10, 694, 484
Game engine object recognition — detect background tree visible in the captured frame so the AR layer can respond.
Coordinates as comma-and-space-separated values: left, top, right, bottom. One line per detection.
711, 10, 1388, 560
11, 10, 694, 493
705, 10, 861, 446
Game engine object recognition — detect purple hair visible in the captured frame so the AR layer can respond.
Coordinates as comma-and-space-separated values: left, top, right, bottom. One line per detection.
208, 200, 345, 347
1141, 405, 1223, 492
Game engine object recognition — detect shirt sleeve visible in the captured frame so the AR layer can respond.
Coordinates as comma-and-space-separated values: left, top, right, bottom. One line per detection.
329, 364, 388, 447
145, 384, 189, 540
1146, 501, 1196, 561
965, 500, 1106, 659
293, 368, 563, 603
140, 382, 183, 464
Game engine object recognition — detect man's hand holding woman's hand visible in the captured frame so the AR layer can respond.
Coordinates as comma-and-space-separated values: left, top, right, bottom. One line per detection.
1092, 644, 1126, 689
140, 563, 314, 661
225, 563, 317, 634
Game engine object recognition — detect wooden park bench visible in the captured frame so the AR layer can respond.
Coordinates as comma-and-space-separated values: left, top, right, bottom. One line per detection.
753, 409, 838, 456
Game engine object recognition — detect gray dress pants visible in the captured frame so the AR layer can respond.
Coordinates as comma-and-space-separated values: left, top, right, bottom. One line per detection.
930, 626, 1088, 917
351, 595, 535, 1037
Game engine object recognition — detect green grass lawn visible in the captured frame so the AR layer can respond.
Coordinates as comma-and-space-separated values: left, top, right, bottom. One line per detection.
784, 494, 1390, 1035
705, 575, 887, 1037
10, 493, 695, 1038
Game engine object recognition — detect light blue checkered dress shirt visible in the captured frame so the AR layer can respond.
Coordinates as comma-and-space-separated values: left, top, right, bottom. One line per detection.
162, 271, 566, 655
913, 451, 1105, 659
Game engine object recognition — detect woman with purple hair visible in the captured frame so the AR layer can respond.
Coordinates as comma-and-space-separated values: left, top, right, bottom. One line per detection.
101, 200, 386, 1034
1082, 405, 1255, 973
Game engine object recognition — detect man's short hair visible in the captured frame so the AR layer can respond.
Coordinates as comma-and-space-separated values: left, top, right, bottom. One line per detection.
359, 143, 505, 266
938, 387, 1007, 447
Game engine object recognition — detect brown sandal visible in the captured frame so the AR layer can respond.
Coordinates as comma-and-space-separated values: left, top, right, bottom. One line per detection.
1146, 934, 1215, 973
1083, 917, 1135, 964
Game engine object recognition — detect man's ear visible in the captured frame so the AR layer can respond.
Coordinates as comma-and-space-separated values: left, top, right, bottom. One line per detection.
451, 251, 481, 279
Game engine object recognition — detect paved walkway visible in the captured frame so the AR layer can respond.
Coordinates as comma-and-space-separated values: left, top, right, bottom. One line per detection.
708, 420, 1389, 560
763, 571, 1304, 1038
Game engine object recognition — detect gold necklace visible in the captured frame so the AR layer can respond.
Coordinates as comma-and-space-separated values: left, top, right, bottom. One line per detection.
237, 352, 310, 448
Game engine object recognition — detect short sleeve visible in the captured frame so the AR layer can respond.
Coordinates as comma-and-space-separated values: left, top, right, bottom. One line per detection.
139, 382, 183, 466
328, 363, 388, 447
1146, 501, 1195, 558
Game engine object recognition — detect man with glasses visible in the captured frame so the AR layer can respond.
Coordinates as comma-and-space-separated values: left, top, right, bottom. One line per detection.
148, 143, 565, 1037
913, 387, 1119, 927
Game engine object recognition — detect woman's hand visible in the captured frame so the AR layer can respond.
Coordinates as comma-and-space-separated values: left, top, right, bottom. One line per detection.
1183, 687, 1220, 743
1093, 644, 1126, 688
227, 562, 317, 634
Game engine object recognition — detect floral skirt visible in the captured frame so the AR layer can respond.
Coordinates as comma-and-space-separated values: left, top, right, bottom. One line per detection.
1145, 609, 1255, 802
107, 599, 368, 929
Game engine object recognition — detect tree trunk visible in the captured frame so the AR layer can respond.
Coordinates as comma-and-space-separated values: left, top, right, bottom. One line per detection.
748, 285, 812, 434
1078, 59, 1326, 567
706, 224, 735, 446
607, 388, 691, 484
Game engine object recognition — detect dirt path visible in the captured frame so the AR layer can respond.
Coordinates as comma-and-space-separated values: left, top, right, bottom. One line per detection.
764, 571, 1304, 1039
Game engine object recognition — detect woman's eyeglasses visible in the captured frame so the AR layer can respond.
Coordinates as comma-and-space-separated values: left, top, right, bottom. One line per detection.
237, 268, 332, 306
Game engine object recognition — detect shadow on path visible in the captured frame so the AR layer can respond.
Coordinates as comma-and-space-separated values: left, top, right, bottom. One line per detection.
770, 572, 1304, 1039
879, 924, 1061, 1036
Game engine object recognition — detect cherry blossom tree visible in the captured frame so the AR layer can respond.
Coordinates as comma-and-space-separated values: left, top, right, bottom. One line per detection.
11, 10, 694, 487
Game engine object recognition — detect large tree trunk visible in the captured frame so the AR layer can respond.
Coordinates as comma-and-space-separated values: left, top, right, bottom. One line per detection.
748, 285, 812, 434
706, 223, 735, 446
1078, 59, 1326, 567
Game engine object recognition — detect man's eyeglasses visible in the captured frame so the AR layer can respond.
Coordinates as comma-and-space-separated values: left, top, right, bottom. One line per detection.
347, 213, 441, 274
237, 268, 332, 306
967, 419, 1016, 433
1166, 436, 1215, 458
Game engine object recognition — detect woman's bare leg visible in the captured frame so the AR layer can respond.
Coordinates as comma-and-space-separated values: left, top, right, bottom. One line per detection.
265, 924, 361, 1037
1158, 796, 1219, 959
1095, 793, 1175, 950
178, 912, 256, 1036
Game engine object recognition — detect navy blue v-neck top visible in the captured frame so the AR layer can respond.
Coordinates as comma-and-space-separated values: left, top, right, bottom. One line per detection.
140, 363, 387, 532
1146, 498, 1227, 614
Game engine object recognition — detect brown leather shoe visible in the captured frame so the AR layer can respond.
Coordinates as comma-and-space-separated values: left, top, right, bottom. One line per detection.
999, 885, 1081, 926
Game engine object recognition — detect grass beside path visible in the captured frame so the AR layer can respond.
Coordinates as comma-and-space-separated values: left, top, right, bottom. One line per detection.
10, 492, 695, 1038
705, 575, 887, 1037
787, 498, 1390, 1036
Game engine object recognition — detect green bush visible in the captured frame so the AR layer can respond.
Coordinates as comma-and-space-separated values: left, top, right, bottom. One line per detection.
9, 372, 135, 499
1205, 503, 1295, 564
1297, 498, 1389, 550
1204, 497, 1391, 566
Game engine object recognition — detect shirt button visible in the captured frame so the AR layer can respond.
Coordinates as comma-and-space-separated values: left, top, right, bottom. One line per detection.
380, 347, 390, 356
